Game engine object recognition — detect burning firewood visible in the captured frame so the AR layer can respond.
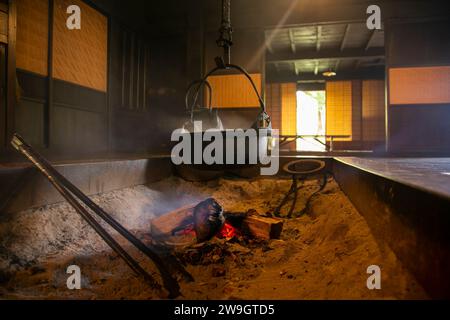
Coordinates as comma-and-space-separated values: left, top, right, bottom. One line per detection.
150, 203, 197, 240
193, 198, 225, 243
240, 215, 283, 240
150, 200, 283, 243
150, 198, 225, 243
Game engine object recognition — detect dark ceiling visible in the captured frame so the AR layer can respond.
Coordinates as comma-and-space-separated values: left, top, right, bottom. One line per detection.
92, 0, 449, 36
90, 0, 447, 83
265, 22, 385, 82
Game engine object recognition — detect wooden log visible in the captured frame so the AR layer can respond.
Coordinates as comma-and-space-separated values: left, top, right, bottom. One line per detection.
150, 203, 195, 239
151, 205, 284, 241
241, 215, 284, 240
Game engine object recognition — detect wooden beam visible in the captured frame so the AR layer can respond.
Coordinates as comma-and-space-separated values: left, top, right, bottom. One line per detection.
264, 28, 280, 54
267, 67, 385, 83
314, 60, 319, 75
365, 29, 377, 51
293, 62, 299, 76
316, 25, 322, 51
266, 47, 385, 63
288, 28, 296, 53
360, 57, 385, 68
265, 38, 274, 54
274, 62, 280, 73
267, 67, 384, 83
340, 24, 350, 51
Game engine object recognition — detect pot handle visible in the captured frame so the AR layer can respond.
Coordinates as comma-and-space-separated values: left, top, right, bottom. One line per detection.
186, 64, 270, 127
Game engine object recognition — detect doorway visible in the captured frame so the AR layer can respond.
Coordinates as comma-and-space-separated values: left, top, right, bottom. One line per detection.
296, 90, 326, 151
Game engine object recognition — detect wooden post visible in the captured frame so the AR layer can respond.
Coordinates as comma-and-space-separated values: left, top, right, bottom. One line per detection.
6, 0, 16, 145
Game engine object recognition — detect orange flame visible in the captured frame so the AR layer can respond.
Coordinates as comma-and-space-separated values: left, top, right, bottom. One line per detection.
217, 222, 240, 240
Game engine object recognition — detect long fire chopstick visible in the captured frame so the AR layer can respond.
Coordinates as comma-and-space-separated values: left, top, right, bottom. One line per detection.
11, 133, 183, 298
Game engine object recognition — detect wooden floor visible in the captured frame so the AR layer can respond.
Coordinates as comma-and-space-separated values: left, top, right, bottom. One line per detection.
335, 157, 450, 200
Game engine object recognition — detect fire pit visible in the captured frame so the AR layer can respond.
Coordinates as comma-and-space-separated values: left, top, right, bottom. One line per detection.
0, 175, 428, 300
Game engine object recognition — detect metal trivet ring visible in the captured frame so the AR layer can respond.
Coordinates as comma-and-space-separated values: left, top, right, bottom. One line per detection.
274, 159, 327, 218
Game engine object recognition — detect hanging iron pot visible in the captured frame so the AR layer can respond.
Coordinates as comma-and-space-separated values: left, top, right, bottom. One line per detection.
172, 0, 273, 172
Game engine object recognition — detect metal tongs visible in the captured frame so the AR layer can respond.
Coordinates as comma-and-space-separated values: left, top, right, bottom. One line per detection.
11, 133, 193, 298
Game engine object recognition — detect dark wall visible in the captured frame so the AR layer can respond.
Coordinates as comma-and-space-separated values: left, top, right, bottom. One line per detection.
15, 71, 47, 149
109, 20, 187, 154
389, 104, 450, 153
386, 19, 450, 67
15, 69, 110, 159
51, 79, 108, 156
0, 43, 6, 149
386, 18, 450, 154
3, 1, 188, 163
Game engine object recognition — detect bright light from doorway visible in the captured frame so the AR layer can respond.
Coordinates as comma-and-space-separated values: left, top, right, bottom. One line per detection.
296, 90, 326, 151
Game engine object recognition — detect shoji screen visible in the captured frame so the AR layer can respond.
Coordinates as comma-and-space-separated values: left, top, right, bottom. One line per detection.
280, 83, 297, 136
362, 80, 385, 142
0, 7, 6, 44
326, 81, 352, 141
207, 73, 261, 108
53, 0, 107, 92
16, 0, 49, 75
389, 67, 450, 105
351, 80, 362, 142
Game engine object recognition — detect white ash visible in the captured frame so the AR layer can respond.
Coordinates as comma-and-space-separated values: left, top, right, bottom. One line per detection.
0, 177, 209, 271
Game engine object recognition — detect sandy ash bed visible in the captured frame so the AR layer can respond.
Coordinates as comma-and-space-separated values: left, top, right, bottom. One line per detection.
0, 176, 427, 299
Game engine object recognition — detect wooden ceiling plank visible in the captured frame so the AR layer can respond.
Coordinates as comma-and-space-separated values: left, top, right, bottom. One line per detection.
316, 25, 322, 51
365, 29, 377, 51
340, 24, 350, 51
266, 47, 385, 63
288, 28, 296, 53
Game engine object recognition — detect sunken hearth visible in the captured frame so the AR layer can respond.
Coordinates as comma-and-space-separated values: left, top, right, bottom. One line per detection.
0, 176, 427, 299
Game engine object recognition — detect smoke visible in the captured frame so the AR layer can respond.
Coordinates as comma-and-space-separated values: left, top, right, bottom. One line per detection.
249, 0, 300, 69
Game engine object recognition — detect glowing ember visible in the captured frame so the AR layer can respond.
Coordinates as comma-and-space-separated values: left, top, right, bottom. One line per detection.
176, 221, 240, 241
217, 222, 240, 240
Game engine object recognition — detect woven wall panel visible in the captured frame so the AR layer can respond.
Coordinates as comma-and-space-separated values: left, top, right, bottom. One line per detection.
280, 83, 297, 136
16, 0, 49, 75
207, 73, 261, 108
363, 80, 385, 142
326, 81, 352, 141
0, 11, 7, 40
389, 66, 450, 105
351, 80, 362, 141
53, 0, 107, 92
